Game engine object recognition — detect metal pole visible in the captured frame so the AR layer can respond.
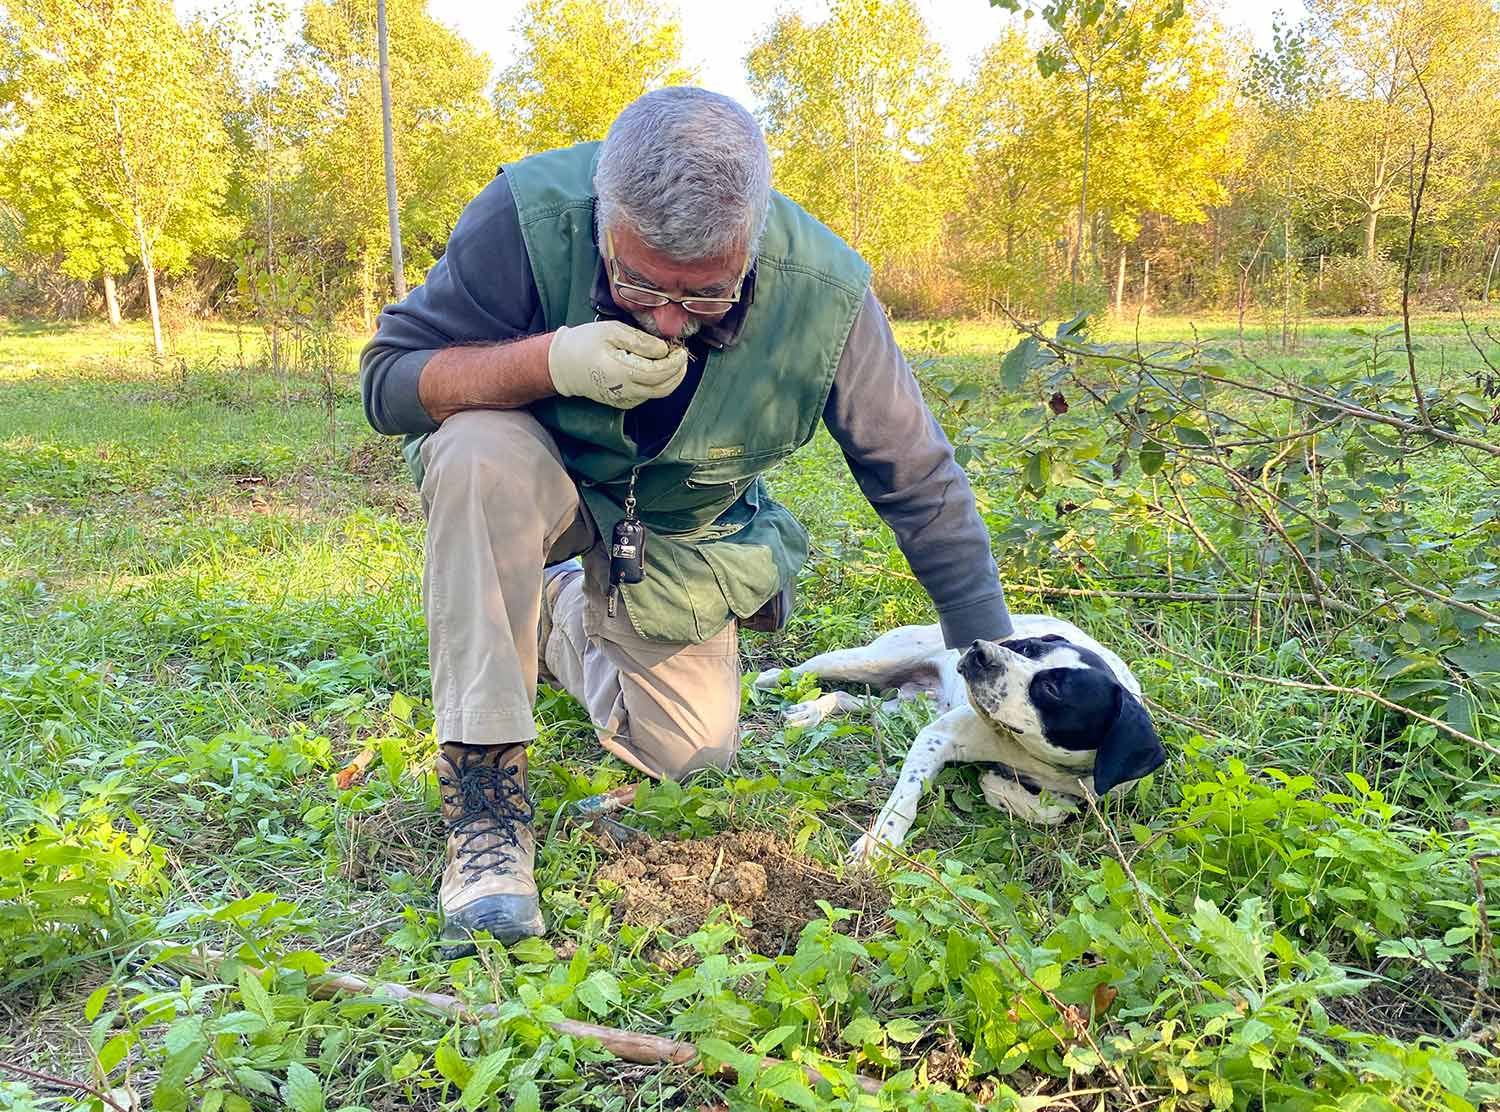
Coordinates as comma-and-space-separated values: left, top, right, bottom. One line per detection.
377, 0, 406, 300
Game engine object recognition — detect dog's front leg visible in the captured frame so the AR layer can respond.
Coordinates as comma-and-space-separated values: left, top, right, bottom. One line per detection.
848, 707, 985, 865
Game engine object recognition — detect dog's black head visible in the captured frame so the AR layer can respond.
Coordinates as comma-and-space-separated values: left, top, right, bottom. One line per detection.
958, 634, 1164, 795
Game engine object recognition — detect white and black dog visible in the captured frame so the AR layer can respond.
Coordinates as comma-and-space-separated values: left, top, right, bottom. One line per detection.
753, 616, 1165, 862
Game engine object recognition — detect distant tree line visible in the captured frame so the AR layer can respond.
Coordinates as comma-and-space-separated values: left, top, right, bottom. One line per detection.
1, 0, 1496, 344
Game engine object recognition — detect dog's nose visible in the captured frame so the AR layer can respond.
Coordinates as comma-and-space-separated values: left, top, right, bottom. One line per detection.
959, 639, 999, 678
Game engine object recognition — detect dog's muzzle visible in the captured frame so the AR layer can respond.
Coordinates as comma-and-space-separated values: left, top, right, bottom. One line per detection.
958, 639, 1004, 681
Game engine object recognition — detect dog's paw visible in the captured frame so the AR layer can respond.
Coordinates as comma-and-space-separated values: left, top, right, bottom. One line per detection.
753, 668, 790, 691
846, 832, 887, 867
978, 772, 1080, 826
782, 697, 829, 728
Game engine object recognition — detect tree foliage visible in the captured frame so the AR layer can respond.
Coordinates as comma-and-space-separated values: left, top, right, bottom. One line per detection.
1, 0, 230, 342
493, 0, 691, 159
1302, 0, 1500, 263
747, 0, 952, 273
291, 0, 500, 322
0, 0, 1497, 322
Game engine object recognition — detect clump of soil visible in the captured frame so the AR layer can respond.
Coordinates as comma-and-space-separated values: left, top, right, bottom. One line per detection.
595, 829, 887, 956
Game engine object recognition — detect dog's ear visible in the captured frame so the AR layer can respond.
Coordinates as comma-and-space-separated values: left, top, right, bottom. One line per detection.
1092, 692, 1165, 796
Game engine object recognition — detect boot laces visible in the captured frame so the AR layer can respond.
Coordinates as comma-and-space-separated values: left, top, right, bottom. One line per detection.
440, 749, 535, 877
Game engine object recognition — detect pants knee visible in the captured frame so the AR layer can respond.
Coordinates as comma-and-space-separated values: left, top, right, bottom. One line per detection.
421, 410, 576, 525
604, 710, 740, 783
657, 735, 739, 782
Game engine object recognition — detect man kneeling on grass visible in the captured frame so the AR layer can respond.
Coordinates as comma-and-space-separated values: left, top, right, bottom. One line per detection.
359, 87, 1013, 956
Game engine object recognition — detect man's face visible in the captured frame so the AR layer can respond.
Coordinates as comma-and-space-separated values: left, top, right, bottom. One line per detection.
604, 223, 747, 342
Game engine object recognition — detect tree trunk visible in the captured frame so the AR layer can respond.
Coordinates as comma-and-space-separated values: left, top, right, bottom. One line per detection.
134, 214, 164, 358
1115, 249, 1127, 315
377, 0, 407, 301
361, 251, 374, 331
102, 272, 122, 328
1282, 208, 1293, 352
1485, 240, 1500, 301
1141, 257, 1151, 311
1072, 71, 1093, 303
1364, 206, 1380, 264
1237, 272, 1249, 352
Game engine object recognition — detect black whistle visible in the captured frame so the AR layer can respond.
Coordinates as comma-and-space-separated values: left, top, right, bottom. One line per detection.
609, 518, 646, 587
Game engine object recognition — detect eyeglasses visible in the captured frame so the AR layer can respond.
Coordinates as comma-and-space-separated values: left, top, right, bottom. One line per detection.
604, 229, 749, 317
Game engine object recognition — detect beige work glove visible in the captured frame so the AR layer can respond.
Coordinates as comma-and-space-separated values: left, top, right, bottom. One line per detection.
547, 321, 689, 409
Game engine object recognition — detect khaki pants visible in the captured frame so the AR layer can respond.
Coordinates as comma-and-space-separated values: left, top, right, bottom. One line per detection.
418, 409, 741, 780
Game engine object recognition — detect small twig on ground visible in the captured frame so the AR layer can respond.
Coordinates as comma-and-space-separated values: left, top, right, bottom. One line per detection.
1080, 787, 1202, 996
0, 1061, 130, 1112
1462, 852, 1500, 1037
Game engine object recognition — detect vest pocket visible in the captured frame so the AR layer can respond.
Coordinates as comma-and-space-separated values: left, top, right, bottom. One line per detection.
696, 538, 783, 621
683, 448, 793, 489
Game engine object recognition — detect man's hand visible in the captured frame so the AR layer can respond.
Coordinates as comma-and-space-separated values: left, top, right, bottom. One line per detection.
547, 321, 689, 409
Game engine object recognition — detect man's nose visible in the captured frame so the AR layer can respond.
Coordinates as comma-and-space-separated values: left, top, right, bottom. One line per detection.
651, 303, 692, 339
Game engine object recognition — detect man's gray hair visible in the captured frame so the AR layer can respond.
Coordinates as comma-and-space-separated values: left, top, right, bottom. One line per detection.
595, 87, 772, 262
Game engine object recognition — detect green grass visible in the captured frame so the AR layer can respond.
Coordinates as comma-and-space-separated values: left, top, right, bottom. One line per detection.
2, 312, 1499, 1111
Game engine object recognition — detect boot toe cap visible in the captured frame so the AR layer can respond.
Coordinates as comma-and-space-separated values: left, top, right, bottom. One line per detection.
440, 894, 545, 957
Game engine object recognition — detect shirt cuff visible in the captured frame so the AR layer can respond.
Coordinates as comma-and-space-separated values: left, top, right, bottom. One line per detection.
937, 591, 1014, 650
381, 348, 440, 435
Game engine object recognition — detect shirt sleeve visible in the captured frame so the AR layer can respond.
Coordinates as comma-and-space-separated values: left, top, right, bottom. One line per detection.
822, 287, 1014, 649
359, 173, 546, 436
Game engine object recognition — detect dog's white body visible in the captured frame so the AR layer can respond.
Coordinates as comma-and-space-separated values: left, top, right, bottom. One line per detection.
753, 616, 1149, 862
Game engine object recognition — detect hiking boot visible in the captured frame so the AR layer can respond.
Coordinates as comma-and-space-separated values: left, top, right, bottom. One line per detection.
436, 742, 544, 957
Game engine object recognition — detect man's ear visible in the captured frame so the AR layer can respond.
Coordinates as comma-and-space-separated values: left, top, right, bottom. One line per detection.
1092, 691, 1165, 796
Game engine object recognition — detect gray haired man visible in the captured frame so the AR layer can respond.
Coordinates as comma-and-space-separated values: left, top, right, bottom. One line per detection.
360, 87, 1012, 954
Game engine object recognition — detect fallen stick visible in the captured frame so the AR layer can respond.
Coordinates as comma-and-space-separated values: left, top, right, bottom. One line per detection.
0, 1060, 130, 1112
159, 948, 882, 1096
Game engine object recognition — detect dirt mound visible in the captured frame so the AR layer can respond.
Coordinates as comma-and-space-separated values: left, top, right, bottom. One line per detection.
596, 829, 887, 957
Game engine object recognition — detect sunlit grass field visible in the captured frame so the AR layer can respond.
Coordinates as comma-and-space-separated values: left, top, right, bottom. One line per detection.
2, 309, 1499, 1111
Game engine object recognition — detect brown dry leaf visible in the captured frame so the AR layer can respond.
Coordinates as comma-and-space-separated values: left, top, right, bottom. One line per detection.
1062, 1004, 1090, 1039
1092, 982, 1118, 1018
335, 747, 377, 789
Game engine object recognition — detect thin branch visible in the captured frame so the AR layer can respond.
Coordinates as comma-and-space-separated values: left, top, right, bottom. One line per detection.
1068, 358, 1500, 627
1010, 316, 1500, 457
1459, 306, 1499, 377
1219, 463, 1330, 616
0, 1061, 130, 1112
847, 563, 1359, 616
1168, 481, 1251, 587
152, 951, 882, 1096
1133, 625, 1500, 759
1401, 46, 1436, 427
1201, 453, 1500, 627
1080, 787, 1203, 993
1462, 852, 1500, 1037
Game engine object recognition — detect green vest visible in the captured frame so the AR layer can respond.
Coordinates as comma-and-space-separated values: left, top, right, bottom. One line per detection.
413, 141, 871, 642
